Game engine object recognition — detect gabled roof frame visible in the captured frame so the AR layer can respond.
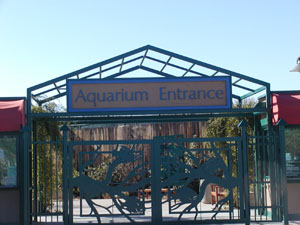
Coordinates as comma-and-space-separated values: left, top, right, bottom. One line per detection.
27, 45, 270, 119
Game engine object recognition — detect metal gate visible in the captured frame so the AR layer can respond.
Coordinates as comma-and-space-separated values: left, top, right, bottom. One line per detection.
29, 122, 288, 225
65, 136, 243, 224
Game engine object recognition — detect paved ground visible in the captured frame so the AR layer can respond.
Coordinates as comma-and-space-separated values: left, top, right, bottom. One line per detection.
33, 221, 300, 225
33, 198, 299, 225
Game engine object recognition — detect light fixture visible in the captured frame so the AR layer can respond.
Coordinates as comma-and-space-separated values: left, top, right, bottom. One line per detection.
290, 56, 300, 72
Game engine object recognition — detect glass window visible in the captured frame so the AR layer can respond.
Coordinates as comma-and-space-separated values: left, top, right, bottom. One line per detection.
285, 127, 300, 181
0, 135, 17, 187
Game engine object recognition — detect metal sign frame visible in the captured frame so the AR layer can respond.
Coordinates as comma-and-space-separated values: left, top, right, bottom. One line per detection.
67, 77, 232, 113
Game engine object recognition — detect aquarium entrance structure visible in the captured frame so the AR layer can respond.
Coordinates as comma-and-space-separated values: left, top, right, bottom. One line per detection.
25, 45, 289, 225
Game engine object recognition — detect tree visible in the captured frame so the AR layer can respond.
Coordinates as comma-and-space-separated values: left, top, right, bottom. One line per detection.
32, 102, 63, 212
204, 101, 256, 206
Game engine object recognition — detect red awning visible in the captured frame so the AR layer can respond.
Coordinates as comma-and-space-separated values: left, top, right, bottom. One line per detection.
0, 99, 26, 132
272, 93, 300, 125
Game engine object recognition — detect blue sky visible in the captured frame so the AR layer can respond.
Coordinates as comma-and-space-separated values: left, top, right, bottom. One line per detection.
0, 0, 300, 97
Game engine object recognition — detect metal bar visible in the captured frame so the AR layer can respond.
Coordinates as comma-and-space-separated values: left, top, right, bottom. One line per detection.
188, 68, 209, 77
119, 58, 124, 72
140, 65, 176, 78
145, 55, 209, 77
21, 126, 30, 225
55, 141, 59, 221
181, 63, 195, 77
99, 66, 102, 79
80, 71, 100, 80
233, 94, 242, 101
35, 57, 142, 92
211, 71, 219, 76
69, 143, 73, 224
103, 65, 140, 80
30, 113, 258, 127
101, 55, 142, 74
30, 108, 265, 118
233, 83, 255, 92
33, 82, 66, 97
160, 56, 172, 72
277, 120, 289, 225
140, 49, 148, 66
0, 96, 26, 100
252, 136, 258, 220
269, 133, 277, 220
262, 132, 266, 220
237, 138, 244, 221
151, 138, 162, 224
54, 83, 61, 94
50, 142, 53, 222
61, 124, 69, 225
28, 45, 149, 92
38, 142, 41, 221
239, 121, 250, 224
266, 83, 272, 133
32, 122, 38, 222
240, 87, 266, 100
43, 143, 47, 222
37, 92, 66, 105
228, 142, 233, 220
147, 45, 270, 86
30, 212, 63, 216
233, 78, 242, 85
79, 151, 83, 217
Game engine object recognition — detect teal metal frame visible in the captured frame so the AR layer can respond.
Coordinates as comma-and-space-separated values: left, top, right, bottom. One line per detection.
26, 45, 270, 116
63, 129, 244, 224
24, 46, 289, 225
53, 123, 286, 225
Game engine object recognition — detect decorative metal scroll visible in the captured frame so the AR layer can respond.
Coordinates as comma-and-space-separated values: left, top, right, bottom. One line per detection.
69, 137, 243, 224
71, 144, 151, 223
159, 137, 242, 221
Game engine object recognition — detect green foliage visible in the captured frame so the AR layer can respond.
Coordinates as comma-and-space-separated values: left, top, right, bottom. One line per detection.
32, 103, 62, 212
285, 127, 300, 158
32, 103, 61, 141
82, 162, 109, 182
79, 160, 133, 184
204, 100, 255, 206
72, 158, 135, 197
205, 100, 255, 139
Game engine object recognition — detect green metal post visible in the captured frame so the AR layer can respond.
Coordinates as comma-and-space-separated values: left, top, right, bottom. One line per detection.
61, 124, 69, 225
238, 120, 250, 225
68, 143, 73, 225
151, 137, 162, 225
22, 125, 30, 225
277, 119, 289, 225
269, 126, 278, 221
32, 120, 38, 223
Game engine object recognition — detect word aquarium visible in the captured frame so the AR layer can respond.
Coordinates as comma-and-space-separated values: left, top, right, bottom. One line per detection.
67, 77, 231, 113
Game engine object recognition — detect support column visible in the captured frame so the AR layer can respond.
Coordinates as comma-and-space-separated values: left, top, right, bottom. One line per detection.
276, 119, 289, 225
21, 125, 30, 225
61, 124, 69, 225
151, 137, 162, 224
238, 120, 250, 225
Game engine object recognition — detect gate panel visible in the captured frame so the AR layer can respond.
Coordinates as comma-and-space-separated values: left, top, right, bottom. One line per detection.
31, 139, 64, 223
59, 134, 286, 225
247, 134, 283, 222
68, 140, 153, 224
153, 136, 244, 224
